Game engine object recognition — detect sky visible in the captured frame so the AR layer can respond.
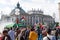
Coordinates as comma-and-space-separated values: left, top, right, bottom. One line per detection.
0, 0, 60, 22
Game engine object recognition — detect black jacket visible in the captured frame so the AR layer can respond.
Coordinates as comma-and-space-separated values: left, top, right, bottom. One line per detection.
2, 35, 11, 40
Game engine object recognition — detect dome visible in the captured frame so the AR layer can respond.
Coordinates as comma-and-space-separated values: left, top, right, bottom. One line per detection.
10, 2, 26, 16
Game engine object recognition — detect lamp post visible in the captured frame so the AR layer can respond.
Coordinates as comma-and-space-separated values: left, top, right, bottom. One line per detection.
15, 8, 20, 27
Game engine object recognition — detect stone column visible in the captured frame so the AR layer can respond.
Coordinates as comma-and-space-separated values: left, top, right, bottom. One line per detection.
38, 17, 39, 23
35, 16, 36, 23
32, 17, 33, 25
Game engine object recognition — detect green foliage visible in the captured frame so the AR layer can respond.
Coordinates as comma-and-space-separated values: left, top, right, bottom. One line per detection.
55, 22, 59, 27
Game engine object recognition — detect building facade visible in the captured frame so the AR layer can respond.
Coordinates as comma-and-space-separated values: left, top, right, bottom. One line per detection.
58, 3, 60, 26
1, 2, 55, 26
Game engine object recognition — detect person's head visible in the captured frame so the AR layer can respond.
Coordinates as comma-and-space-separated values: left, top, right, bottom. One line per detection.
51, 28, 56, 35
17, 29, 21, 34
51, 30, 55, 35
10, 27, 15, 31
3, 30, 8, 36
16, 28, 19, 31
37, 27, 40, 29
47, 28, 51, 35
31, 27, 35, 31
10, 27, 13, 30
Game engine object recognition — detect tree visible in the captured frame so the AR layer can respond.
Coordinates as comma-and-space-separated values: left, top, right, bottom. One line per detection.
55, 22, 59, 27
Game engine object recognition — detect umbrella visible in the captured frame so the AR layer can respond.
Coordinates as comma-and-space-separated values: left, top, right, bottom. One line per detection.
6, 23, 25, 28
6, 24, 14, 28
13, 23, 25, 28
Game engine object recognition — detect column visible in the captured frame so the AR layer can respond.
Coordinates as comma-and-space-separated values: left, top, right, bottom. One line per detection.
58, 3, 60, 26
32, 17, 33, 25
38, 17, 39, 23
35, 16, 36, 23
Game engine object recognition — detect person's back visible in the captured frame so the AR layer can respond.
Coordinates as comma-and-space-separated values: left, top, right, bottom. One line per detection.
37, 27, 41, 35
57, 29, 60, 40
37, 27, 42, 40
29, 28, 38, 40
8, 28, 15, 40
25, 27, 30, 40
43, 34, 56, 40
25, 30, 30, 40
43, 28, 56, 40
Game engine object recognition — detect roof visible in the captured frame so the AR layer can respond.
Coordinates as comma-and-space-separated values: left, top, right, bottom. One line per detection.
28, 9, 43, 14
43, 15, 53, 18
10, 2, 26, 16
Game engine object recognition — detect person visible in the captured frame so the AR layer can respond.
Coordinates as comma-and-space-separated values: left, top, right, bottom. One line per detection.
57, 29, 60, 40
2, 30, 11, 40
25, 27, 30, 40
0, 33, 2, 40
36, 27, 42, 40
39, 23, 44, 30
20, 28, 26, 40
43, 28, 56, 40
29, 28, 38, 40
55, 29, 58, 40
15, 28, 20, 40
8, 27, 15, 40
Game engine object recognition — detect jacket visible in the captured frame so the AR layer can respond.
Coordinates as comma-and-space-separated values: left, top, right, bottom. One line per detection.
29, 31, 38, 40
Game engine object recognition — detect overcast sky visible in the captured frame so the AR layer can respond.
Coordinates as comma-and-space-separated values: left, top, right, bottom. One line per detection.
0, 0, 60, 22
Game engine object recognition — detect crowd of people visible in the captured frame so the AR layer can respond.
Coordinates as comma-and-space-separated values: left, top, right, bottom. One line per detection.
0, 25, 60, 40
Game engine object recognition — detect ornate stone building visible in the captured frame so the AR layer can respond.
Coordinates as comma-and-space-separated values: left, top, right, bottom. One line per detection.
1, 2, 55, 26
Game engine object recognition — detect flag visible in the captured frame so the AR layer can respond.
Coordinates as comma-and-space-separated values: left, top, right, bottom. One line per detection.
21, 19, 25, 22
20, 16, 26, 23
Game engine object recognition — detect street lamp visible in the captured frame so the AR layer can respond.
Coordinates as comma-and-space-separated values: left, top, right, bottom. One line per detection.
15, 8, 20, 27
